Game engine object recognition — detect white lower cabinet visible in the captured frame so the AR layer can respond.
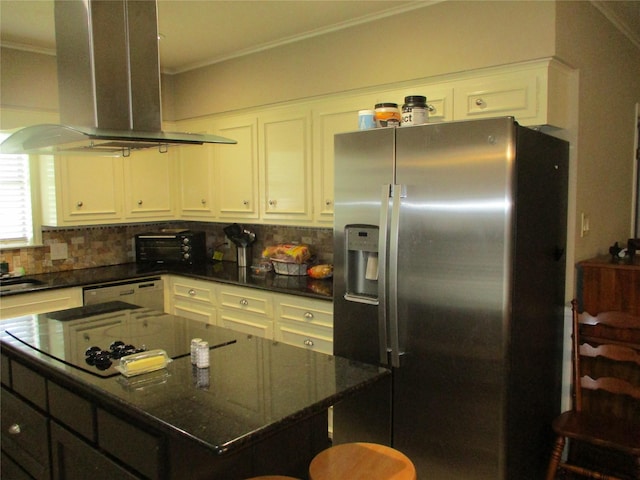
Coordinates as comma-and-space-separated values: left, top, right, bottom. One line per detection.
218, 285, 274, 338
273, 293, 333, 355
166, 276, 333, 353
168, 276, 217, 325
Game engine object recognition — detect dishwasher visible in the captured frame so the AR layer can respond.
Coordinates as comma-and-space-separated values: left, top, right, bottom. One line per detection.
83, 277, 164, 311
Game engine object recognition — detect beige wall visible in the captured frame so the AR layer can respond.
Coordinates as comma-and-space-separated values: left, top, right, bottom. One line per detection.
172, 1, 557, 117
556, 1, 640, 261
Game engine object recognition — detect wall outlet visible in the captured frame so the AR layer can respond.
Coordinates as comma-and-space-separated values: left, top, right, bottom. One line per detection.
50, 243, 68, 260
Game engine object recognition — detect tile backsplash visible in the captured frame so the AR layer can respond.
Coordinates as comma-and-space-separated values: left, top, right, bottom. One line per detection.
0, 222, 333, 275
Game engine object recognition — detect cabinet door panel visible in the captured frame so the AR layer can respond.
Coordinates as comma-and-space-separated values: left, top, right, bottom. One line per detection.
50, 421, 138, 480
124, 149, 175, 218
260, 110, 312, 221
1, 388, 50, 480
215, 117, 259, 219
178, 143, 216, 218
59, 155, 123, 222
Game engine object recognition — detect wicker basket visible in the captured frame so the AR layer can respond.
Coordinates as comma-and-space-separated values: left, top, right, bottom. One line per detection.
271, 259, 308, 276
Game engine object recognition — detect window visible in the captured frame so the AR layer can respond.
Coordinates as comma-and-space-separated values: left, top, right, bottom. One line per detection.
0, 144, 41, 247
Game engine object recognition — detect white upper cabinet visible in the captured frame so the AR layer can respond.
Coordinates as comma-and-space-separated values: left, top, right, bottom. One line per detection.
123, 148, 176, 220
451, 59, 571, 127
213, 115, 260, 220
176, 119, 217, 219
259, 107, 313, 223
40, 155, 124, 226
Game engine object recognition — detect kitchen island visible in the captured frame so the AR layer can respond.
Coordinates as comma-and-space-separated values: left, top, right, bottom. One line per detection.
1, 303, 389, 479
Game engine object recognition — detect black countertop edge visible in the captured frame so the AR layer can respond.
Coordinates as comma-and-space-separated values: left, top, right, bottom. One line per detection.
1, 335, 390, 456
0, 261, 333, 300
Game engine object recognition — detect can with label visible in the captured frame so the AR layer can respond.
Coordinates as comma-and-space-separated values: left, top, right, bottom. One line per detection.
374, 103, 401, 127
401, 96, 428, 126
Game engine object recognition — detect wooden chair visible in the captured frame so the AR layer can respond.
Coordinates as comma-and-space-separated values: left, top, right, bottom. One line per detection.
308, 442, 416, 480
545, 301, 640, 480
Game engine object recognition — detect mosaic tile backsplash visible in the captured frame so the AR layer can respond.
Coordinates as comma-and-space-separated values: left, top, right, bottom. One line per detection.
0, 222, 334, 275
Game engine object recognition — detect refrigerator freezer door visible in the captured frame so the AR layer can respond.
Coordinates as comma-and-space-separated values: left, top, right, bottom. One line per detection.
392, 118, 516, 478
333, 128, 395, 366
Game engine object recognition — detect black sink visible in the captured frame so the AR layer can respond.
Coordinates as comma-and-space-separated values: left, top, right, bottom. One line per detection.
0, 277, 45, 293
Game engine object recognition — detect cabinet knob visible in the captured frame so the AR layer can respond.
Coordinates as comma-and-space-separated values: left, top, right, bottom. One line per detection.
8, 424, 21, 435
76, 201, 83, 207
427, 104, 436, 113
268, 199, 277, 207
137, 200, 143, 205
475, 98, 485, 107
243, 200, 250, 206
201, 199, 207, 205
304, 311, 314, 320
325, 199, 332, 207
240, 298, 249, 306
188, 289, 196, 296
303, 339, 314, 347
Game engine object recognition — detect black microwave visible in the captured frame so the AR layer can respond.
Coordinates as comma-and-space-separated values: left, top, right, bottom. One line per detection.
135, 230, 206, 265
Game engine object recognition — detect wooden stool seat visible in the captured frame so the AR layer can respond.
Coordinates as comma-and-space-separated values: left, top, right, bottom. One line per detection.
309, 442, 417, 480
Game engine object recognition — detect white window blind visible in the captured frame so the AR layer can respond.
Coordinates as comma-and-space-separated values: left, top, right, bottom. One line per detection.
0, 153, 34, 246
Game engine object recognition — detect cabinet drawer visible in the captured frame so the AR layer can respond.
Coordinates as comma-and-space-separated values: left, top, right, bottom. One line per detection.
11, 361, 47, 410
1, 387, 50, 480
48, 382, 96, 442
171, 277, 216, 305
277, 322, 333, 355
219, 309, 274, 339
219, 287, 272, 317
97, 408, 164, 480
275, 296, 333, 328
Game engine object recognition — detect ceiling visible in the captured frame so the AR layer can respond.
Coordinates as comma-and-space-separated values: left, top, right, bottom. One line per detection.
1, 0, 639, 75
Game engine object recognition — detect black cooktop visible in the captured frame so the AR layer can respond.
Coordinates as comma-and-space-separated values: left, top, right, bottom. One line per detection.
2, 302, 237, 378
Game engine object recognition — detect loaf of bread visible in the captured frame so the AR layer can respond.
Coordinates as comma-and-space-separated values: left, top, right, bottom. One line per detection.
262, 244, 311, 264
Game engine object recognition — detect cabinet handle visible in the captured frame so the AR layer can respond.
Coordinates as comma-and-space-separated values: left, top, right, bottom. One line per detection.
304, 311, 314, 320
8, 424, 21, 435
188, 289, 196, 296
137, 200, 143, 205
239, 298, 249, 306
303, 339, 314, 347
76, 201, 83, 207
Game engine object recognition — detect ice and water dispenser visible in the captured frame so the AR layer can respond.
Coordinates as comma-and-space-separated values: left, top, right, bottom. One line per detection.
344, 225, 379, 303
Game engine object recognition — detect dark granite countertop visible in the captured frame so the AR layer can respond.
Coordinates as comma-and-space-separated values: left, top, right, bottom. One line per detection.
0, 261, 333, 300
1, 304, 388, 455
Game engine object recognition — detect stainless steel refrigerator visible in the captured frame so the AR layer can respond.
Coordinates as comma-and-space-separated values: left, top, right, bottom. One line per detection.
332, 117, 569, 479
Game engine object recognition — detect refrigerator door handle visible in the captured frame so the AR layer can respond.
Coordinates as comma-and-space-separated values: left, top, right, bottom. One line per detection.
377, 184, 391, 365
388, 184, 404, 368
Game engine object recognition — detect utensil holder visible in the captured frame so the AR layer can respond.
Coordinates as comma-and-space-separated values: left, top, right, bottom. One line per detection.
237, 246, 252, 267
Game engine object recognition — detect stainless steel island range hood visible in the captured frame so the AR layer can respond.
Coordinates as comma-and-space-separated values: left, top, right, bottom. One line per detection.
1, 0, 235, 156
